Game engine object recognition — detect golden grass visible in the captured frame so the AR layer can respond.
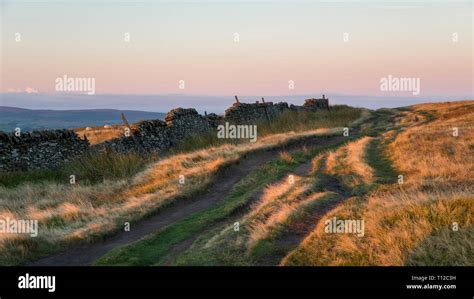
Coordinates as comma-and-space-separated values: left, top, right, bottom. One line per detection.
244, 166, 331, 250
279, 151, 296, 164
249, 192, 326, 248
75, 125, 125, 145
388, 129, 472, 186
283, 186, 473, 266
283, 100, 474, 266
247, 176, 309, 246
0, 127, 340, 264
406, 224, 474, 266
310, 153, 325, 173
362, 187, 473, 265
320, 136, 374, 187
344, 137, 374, 184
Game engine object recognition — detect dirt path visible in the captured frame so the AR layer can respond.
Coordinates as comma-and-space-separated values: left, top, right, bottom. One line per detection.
264, 193, 345, 266
29, 134, 346, 266
250, 173, 349, 266
160, 154, 317, 266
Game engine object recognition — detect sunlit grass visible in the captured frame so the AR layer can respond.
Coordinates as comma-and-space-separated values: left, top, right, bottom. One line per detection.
0, 126, 344, 265
283, 100, 474, 266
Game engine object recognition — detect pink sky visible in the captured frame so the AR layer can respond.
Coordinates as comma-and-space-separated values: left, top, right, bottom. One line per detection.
1, 1, 472, 97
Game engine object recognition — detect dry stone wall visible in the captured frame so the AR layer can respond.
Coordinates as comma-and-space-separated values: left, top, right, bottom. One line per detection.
0, 97, 329, 171
224, 102, 290, 123
98, 108, 215, 153
0, 129, 89, 171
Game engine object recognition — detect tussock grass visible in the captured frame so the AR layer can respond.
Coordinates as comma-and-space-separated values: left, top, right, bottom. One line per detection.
2, 105, 362, 189
278, 151, 296, 164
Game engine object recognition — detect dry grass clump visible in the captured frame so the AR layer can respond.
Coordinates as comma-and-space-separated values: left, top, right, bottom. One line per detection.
279, 151, 296, 164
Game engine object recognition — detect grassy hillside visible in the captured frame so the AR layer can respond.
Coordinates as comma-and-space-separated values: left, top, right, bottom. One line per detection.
97, 100, 473, 266
1, 101, 472, 266
283, 101, 474, 266
0, 105, 362, 265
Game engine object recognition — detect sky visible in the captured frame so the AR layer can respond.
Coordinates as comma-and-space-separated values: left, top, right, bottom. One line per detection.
0, 0, 472, 110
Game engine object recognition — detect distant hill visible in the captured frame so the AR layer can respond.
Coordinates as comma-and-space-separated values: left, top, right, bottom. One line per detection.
0, 106, 166, 132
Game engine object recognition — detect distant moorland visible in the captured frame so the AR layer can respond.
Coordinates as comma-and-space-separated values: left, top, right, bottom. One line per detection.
0, 106, 166, 132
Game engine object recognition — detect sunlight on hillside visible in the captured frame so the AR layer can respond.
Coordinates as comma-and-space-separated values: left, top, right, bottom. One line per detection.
283, 101, 474, 266
0, 125, 341, 265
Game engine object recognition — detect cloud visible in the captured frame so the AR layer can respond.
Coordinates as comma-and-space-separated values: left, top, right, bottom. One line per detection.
6, 87, 39, 93
25, 87, 38, 94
